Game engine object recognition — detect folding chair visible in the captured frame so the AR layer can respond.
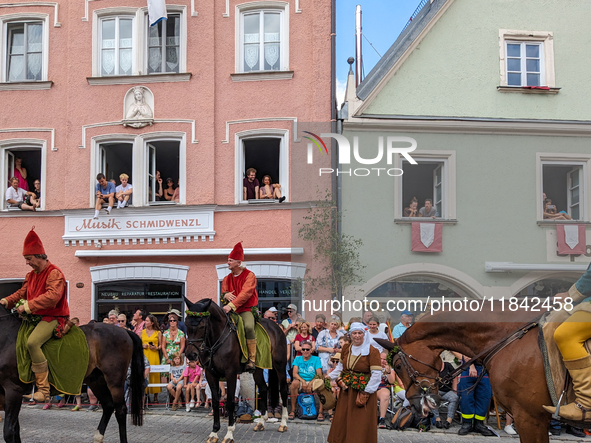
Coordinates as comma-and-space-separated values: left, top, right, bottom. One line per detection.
145, 364, 170, 409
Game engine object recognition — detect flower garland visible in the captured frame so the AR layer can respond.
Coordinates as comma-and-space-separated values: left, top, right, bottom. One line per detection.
251, 306, 261, 323
386, 346, 401, 368
185, 310, 211, 318
14, 299, 41, 325
340, 370, 369, 391
220, 292, 230, 306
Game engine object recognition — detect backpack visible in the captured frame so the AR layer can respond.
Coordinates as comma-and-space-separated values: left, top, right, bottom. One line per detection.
296, 393, 317, 420
391, 406, 431, 431
235, 399, 254, 422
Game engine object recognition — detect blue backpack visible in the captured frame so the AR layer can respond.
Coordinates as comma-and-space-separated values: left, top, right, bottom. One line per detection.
297, 393, 317, 420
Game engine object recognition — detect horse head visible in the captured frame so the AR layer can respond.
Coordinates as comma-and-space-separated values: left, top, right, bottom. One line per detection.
374, 337, 441, 417
183, 297, 227, 355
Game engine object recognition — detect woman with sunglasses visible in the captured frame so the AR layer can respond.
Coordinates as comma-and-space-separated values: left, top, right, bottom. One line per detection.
162, 314, 186, 365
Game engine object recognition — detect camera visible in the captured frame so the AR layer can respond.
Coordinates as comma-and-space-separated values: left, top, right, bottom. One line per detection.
547, 205, 556, 210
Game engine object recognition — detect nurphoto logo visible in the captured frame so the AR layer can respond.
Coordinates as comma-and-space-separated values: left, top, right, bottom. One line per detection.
303, 132, 418, 177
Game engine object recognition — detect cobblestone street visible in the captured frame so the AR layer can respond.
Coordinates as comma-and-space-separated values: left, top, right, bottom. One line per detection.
0, 404, 586, 443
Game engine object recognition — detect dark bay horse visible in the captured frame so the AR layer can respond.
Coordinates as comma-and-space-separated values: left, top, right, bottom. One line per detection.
376, 303, 570, 443
184, 297, 289, 443
0, 305, 144, 443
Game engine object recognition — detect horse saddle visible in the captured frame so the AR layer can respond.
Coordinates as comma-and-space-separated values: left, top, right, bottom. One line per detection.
16, 320, 89, 396
539, 301, 591, 407
228, 313, 273, 370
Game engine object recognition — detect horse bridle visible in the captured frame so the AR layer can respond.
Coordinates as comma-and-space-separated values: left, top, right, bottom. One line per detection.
185, 312, 236, 371
393, 347, 441, 401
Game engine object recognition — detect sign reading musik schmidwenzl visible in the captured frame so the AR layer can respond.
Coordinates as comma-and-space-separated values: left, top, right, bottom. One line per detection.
62, 208, 215, 245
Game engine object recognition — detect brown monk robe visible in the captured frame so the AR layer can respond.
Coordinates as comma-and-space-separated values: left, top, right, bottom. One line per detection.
327, 343, 381, 443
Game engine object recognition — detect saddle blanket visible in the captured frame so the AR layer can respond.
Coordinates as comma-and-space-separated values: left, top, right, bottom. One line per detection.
17, 320, 89, 396
228, 312, 272, 370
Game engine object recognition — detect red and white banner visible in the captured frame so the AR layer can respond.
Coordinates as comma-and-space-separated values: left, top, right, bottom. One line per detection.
557, 224, 586, 255
412, 222, 442, 253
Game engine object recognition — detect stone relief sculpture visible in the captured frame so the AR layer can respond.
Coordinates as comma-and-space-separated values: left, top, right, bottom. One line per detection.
122, 86, 154, 128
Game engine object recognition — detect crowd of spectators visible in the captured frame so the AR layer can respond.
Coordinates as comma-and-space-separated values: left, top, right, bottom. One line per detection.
243, 168, 285, 203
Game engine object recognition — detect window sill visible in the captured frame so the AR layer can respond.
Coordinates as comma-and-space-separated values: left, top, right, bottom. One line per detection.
497, 86, 560, 94
394, 218, 457, 225
0, 81, 53, 91
231, 71, 294, 82
537, 220, 591, 226
87, 73, 192, 86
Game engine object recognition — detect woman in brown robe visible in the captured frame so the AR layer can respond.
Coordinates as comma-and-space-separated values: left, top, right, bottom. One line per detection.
328, 322, 382, 443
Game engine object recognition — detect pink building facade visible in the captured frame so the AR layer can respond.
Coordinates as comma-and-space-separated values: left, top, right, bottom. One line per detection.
0, 0, 333, 323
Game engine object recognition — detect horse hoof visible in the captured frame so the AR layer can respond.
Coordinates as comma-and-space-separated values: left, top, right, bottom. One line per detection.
278, 425, 287, 432
221, 439, 234, 443
253, 422, 265, 432
206, 438, 219, 443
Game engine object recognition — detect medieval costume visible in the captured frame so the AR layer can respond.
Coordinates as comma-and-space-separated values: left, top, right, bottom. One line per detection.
544, 264, 591, 421
328, 323, 381, 443
222, 242, 258, 371
1, 228, 69, 404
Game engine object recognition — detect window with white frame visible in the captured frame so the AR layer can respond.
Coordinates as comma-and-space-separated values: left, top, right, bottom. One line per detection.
94, 139, 181, 206
500, 30, 555, 88
94, 9, 185, 78
1, 144, 44, 211
239, 8, 285, 72
401, 161, 444, 218
542, 163, 585, 221
3, 18, 47, 82
236, 130, 289, 204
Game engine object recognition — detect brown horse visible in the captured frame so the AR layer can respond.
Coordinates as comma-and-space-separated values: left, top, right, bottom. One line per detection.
0, 305, 144, 443
376, 302, 580, 443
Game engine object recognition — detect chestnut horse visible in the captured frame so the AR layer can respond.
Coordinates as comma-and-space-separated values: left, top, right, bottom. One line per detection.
0, 305, 144, 443
183, 297, 289, 443
377, 304, 580, 443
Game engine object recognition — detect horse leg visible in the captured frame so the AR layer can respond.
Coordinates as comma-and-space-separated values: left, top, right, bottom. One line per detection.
276, 364, 289, 432
111, 386, 128, 443
206, 371, 221, 443
88, 378, 115, 443
221, 373, 238, 443
252, 369, 268, 432
512, 408, 550, 443
3, 385, 23, 443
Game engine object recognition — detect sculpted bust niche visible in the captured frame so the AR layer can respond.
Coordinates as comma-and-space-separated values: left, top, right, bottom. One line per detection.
122, 86, 154, 128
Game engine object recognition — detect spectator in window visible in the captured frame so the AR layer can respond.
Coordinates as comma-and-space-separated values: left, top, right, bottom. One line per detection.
5, 177, 35, 211
163, 178, 176, 201
94, 173, 115, 219
243, 167, 259, 200
172, 179, 180, 203
419, 198, 437, 218
432, 357, 459, 429
403, 197, 419, 217
115, 173, 133, 209
13, 157, 29, 191
392, 310, 413, 339
316, 316, 343, 373
367, 316, 390, 353
142, 314, 162, 405
24, 179, 41, 209
149, 170, 164, 201
258, 175, 286, 202
294, 321, 315, 356
289, 340, 323, 420
543, 198, 572, 220
167, 352, 186, 411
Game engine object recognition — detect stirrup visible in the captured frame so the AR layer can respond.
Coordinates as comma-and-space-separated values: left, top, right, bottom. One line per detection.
245, 360, 256, 373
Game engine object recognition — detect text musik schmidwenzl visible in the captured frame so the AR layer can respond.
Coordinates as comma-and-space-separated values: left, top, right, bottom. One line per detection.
74, 218, 202, 231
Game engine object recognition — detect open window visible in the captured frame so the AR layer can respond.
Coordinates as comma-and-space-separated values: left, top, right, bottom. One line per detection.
1, 146, 43, 210
147, 140, 180, 204
542, 163, 585, 221
401, 161, 444, 218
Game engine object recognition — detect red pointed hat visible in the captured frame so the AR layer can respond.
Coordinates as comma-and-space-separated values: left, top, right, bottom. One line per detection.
23, 227, 45, 256
229, 242, 244, 261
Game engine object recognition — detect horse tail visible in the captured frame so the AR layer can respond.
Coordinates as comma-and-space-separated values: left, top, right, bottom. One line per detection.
126, 329, 144, 426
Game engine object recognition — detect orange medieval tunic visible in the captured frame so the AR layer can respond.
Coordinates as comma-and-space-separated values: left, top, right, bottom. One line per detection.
222, 268, 258, 313
327, 343, 381, 443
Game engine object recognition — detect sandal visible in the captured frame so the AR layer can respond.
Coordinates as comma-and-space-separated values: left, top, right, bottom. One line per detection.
208, 408, 214, 416
71, 405, 80, 411
288, 412, 295, 420
317, 414, 325, 422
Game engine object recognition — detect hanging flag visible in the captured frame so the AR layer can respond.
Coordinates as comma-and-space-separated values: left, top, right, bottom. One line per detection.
411, 222, 443, 252
386, 320, 394, 342
147, 0, 167, 26
557, 224, 586, 255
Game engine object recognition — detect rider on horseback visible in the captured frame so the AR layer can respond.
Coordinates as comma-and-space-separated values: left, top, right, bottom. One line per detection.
221, 242, 259, 372
544, 264, 591, 421
0, 228, 69, 404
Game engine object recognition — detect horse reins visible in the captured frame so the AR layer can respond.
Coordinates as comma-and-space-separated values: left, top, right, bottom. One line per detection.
185, 313, 236, 371
397, 320, 539, 395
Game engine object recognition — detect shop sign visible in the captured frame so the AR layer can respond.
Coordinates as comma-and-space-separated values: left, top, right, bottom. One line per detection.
63, 210, 215, 245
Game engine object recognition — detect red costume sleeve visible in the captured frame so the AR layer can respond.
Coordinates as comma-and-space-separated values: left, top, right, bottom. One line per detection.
2, 274, 30, 308
26, 269, 66, 313
229, 272, 257, 311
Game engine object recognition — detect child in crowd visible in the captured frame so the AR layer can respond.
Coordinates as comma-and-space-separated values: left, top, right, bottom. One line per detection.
183, 354, 203, 412
167, 353, 185, 411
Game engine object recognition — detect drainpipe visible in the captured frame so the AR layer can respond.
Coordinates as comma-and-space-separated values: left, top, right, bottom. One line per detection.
355, 5, 362, 87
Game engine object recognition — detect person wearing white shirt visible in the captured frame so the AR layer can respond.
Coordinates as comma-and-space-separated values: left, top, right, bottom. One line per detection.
115, 173, 133, 208
5, 177, 35, 211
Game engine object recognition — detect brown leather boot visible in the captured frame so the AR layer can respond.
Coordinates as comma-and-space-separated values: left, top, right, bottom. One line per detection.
245, 339, 257, 372
31, 361, 51, 403
543, 355, 591, 420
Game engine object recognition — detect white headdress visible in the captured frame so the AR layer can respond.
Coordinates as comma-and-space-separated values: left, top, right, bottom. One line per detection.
348, 322, 371, 356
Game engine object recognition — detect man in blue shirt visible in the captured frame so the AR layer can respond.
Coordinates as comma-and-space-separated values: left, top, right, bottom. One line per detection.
392, 310, 413, 339
94, 173, 115, 219
289, 340, 323, 420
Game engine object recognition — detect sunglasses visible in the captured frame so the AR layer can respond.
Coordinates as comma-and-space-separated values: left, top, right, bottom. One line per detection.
301, 348, 312, 351
169, 319, 178, 322
118, 320, 126, 323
